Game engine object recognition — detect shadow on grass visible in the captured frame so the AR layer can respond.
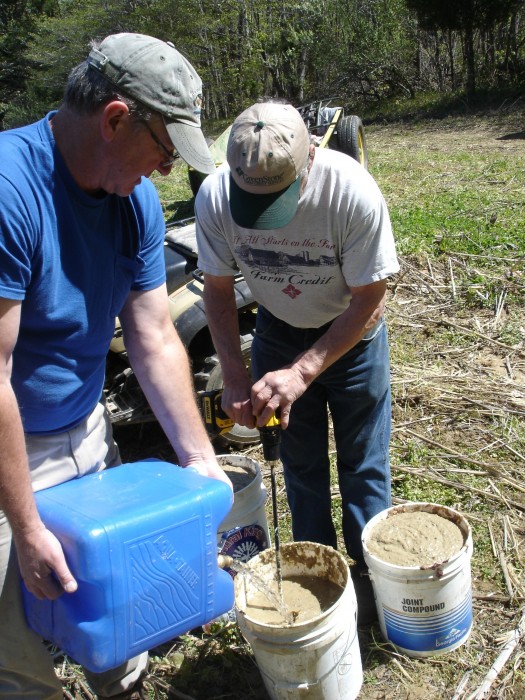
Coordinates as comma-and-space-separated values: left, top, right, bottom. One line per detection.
150, 632, 270, 700
362, 87, 525, 126
165, 197, 196, 224
497, 130, 525, 140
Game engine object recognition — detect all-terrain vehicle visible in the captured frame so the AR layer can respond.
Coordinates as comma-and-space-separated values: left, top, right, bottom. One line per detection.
296, 98, 368, 169
104, 216, 259, 448
104, 100, 368, 448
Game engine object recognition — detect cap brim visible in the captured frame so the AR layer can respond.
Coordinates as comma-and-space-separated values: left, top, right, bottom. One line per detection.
165, 119, 216, 174
229, 174, 300, 229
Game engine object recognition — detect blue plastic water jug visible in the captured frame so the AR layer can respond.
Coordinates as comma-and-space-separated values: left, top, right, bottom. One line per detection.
21, 460, 234, 672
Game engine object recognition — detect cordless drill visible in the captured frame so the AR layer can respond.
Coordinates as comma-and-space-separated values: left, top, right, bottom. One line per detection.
198, 389, 234, 437
259, 411, 284, 597
199, 388, 284, 590
198, 389, 283, 457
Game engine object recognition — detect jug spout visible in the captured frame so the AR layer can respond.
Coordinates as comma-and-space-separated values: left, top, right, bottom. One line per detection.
218, 554, 234, 569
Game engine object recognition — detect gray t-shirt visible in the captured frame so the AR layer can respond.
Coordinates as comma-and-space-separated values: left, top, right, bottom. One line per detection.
195, 148, 399, 328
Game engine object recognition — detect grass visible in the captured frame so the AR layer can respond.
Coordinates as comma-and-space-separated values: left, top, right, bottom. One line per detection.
60, 98, 525, 699
368, 122, 525, 258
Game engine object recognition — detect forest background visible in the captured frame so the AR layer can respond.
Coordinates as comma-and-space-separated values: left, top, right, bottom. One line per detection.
2, 0, 525, 130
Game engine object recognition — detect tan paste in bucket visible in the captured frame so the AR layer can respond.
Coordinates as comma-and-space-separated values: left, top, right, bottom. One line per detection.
221, 462, 253, 492
366, 510, 465, 567
243, 576, 343, 625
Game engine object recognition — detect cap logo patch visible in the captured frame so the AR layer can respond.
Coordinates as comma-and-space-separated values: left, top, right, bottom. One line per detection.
235, 166, 285, 188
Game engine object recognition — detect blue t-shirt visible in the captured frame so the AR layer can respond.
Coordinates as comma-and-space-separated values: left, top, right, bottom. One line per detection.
0, 113, 166, 433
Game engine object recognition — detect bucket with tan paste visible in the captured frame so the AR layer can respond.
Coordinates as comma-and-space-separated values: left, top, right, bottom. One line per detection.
217, 455, 270, 571
362, 502, 473, 658
234, 541, 363, 700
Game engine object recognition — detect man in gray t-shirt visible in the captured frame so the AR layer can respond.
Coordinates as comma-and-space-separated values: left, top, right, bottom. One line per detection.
196, 101, 399, 625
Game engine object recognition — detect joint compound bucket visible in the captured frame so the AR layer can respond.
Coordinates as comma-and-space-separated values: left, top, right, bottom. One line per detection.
362, 502, 473, 658
217, 454, 270, 573
234, 541, 363, 700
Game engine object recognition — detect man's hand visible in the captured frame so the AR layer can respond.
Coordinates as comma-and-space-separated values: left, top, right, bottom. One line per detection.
220, 376, 256, 429
185, 458, 233, 491
15, 525, 78, 601
251, 281, 389, 429
251, 367, 308, 429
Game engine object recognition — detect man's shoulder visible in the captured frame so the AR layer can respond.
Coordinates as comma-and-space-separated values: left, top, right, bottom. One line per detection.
315, 146, 364, 174
0, 118, 52, 187
0, 116, 49, 152
130, 176, 161, 210
128, 179, 164, 239
314, 147, 382, 196
195, 163, 229, 210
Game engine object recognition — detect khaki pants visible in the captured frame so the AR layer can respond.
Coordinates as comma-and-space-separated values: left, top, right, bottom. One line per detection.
0, 402, 148, 698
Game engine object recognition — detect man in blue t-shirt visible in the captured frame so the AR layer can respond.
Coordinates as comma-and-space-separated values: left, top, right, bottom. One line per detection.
0, 33, 230, 700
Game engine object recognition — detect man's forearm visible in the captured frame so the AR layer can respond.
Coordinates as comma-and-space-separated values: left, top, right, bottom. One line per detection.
0, 385, 41, 535
289, 281, 387, 387
203, 279, 250, 386
126, 329, 216, 465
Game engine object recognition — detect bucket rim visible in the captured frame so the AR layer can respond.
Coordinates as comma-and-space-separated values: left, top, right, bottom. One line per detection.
361, 502, 472, 572
216, 454, 260, 495
234, 541, 352, 631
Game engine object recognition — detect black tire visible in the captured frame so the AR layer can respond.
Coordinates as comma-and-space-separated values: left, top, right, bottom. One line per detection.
188, 168, 206, 197
335, 115, 368, 170
187, 137, 215, 196
196, 333, 260, 448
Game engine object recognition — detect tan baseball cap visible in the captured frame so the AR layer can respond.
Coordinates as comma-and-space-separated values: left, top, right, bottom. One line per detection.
87, 33, 215, 174
227, 102, 310, 229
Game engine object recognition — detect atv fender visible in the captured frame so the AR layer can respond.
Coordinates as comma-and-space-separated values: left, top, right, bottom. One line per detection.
171, 273, 255, 349
109, 274, 255, 355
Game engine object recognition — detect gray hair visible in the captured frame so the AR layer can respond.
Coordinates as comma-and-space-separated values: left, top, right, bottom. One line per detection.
62, 40, 154, 122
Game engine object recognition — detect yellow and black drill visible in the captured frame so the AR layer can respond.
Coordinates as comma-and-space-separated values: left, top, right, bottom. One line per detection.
198, 389, 235, 438
198, 389, 284, 594
198, 388, 282, 464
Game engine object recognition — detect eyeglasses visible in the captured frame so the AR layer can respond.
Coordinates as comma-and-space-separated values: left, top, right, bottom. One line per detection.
140, 120, 179, 167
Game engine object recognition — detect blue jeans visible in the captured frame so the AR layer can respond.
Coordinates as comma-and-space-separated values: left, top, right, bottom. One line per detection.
252, 306, 392, 564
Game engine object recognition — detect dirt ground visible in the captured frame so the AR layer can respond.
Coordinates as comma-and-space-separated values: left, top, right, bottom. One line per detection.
59, 109, 525, 699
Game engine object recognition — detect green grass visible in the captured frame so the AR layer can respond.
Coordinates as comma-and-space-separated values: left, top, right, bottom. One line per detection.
150, 160, 195, 223
367, 125, 525, 259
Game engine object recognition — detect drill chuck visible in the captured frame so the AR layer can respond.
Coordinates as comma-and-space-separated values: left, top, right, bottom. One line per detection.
260, 414, 282, 462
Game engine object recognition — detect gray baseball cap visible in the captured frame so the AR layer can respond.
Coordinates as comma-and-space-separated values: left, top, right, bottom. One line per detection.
87, 33, 215, 174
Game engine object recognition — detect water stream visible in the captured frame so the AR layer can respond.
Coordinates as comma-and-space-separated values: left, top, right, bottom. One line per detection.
229, 558, 295, 624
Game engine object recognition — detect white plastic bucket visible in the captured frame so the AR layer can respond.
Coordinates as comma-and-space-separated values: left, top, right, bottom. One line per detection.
217, 455, 270, 567
362, 502, 473, 658
234, 541, 363, 700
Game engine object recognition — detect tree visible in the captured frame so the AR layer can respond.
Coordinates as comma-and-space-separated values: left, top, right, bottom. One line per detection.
0, 1, 60, 128
405, 0, 523, 92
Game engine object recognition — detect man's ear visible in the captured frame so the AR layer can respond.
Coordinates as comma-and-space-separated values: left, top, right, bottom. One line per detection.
100, 100, 130, 143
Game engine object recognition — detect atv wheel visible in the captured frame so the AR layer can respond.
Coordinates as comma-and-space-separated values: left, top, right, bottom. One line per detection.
335, 115, 368, 169
196, 333, 260, 448
187, 136, 216, 196
188, 168, 206, 197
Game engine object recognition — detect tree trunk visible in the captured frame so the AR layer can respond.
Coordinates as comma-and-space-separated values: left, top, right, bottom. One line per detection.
447, 29, 456, 90
464, 24, 476, 94
296, 44, 308, 103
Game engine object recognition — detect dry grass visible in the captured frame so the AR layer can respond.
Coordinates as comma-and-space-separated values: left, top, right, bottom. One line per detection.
355, 253, 525, 700
57, 109, 525, 699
